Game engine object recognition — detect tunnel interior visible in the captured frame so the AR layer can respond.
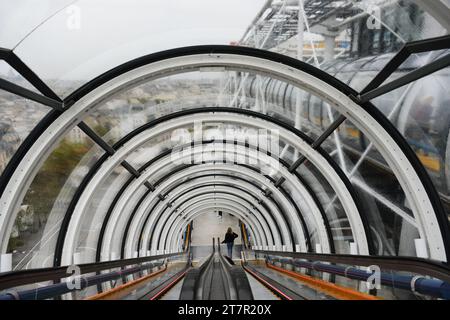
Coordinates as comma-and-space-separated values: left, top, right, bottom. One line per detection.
0, 0, 450, 301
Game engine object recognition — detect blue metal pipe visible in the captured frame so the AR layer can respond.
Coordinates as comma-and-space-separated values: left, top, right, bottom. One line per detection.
267, 256, 450, 299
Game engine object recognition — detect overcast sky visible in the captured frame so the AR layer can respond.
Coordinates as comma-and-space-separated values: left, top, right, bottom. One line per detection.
0, 0, 266, 81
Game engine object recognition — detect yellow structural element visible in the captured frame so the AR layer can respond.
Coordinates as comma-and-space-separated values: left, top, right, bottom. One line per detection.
346, 127, 360, 139
184, 223, 191, 250
417, 152, 441, 172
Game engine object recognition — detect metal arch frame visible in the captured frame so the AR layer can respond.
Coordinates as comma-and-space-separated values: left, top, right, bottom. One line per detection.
155, 194, 264, 252
0, 45, 446, 262
173, 207, 254, 253
139, 167, 286, 244
96, 144, 295, 260
0, 52, 396, 258
93, 113, 364, 262
111, 172, 281, 259
137, 145, 325, 254
157, 188, 267, 251
160, 190, 314, 255
131, 151, 301, 254
144, 182, 274, 250
125, 162, 300, 259
121, 174, 281, 257
148, 184, 273, 249
98, 138, 335, 262
149, 184, 294, 254
116, 171, 282, 260
167, 199, 263, 251
108, 165, 289, 259
63, 108, 362, 264
80, 107, 366, 264
134, 171, 290, 251
163, 198, 262, 253
71, 108, 370, 268
62, 107, 342, 267
99, 173, 274, 260
142, 145, 330, 254
145, 175, 278, 244
105, 137, 358, 264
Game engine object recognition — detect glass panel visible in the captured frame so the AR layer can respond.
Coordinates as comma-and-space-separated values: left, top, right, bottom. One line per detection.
277, 143, 353, 254
0, 0, 74, 49
73, 167, 132, 264
324, 124, 419, 257
297, 163, 352, 255
283, 181, 320, 251
83, 72, 224, 145
9, 0, 447, 97
0, 60, 41, 93
378, 68, 450, 201
13, 0, 267, 96
323, 50, 450, 215
7, 128, 105, 270
108, 185, 148, 258
0, 90, 51, 177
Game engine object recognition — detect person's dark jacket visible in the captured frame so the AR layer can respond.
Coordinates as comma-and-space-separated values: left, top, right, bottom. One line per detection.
222, 232, 238, 244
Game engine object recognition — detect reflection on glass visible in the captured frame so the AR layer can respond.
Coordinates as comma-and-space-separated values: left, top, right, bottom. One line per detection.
324, 125, 419, 257
0, 94, 50, 177
7, 128, 105, 270
4, 0, 445, 98
73, 168, 132, 264
298, 163, 353, 255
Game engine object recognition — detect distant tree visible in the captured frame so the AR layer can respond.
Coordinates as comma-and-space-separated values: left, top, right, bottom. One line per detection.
9, 139, 90, 250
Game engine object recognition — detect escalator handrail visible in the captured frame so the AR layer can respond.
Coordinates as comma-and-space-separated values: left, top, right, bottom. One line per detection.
195, 253, 216, 300
179, 252, 214, 299
218, 252, 253, 300
217, 253, 238, 299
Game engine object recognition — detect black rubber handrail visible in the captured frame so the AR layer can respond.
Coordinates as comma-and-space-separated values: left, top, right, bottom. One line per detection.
179, 253, 215, 300
218, 252, 253, 300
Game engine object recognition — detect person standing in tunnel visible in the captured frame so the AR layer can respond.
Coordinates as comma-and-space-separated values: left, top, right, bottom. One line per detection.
222, 227, 238, 258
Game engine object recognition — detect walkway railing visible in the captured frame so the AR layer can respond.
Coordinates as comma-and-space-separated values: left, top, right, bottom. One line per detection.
253, 250, 450, 299
0, 252, 187, 300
